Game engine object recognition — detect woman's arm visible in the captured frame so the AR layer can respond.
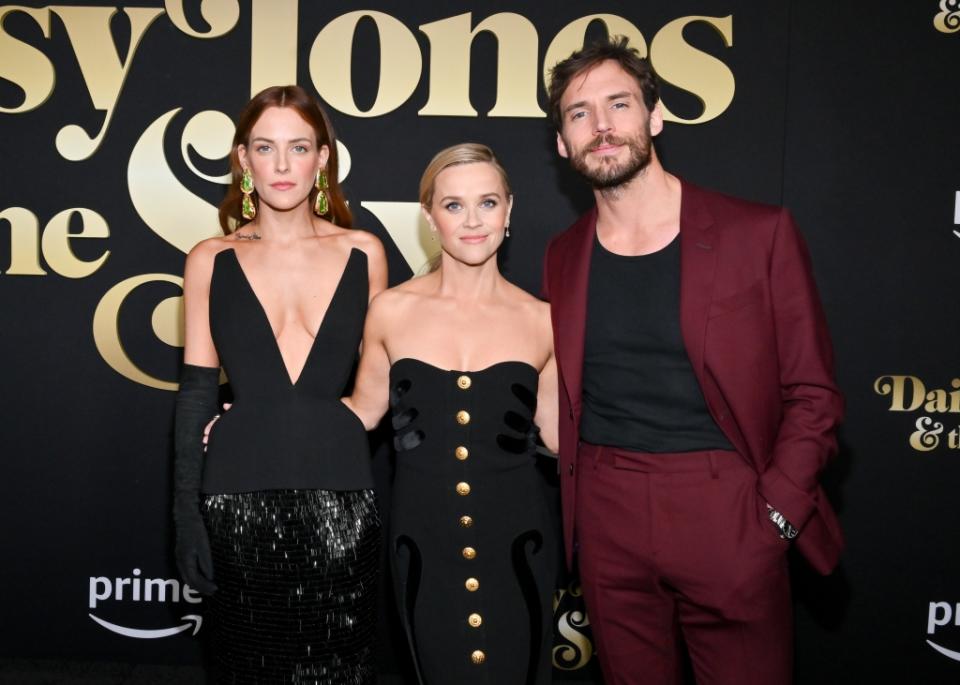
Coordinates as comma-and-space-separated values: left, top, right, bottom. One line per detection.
182, 240, 221, 368
173, 239, 223, 595
349, 229, 389, 303
534, 303, 559, 454
535, 353, 559, 455
342, 293, 392, 430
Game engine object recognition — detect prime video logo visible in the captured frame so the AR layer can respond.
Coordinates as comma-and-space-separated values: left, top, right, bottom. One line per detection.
927, 601, 960, 661
88, 568, 203, 639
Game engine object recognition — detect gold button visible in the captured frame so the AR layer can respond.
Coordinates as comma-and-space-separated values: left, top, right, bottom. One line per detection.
455, 446, 469, 460
471, 650, 486, 665
462, 546, 476, 560
459, 515, 473, 528
465, 577, 479, 591
468, 613, 482, 627
457, 375, 472, 390
456, 482, 471, 496
456, 410, 471, 425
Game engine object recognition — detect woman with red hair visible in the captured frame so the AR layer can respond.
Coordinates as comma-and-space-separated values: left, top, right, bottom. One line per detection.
173, 85, 387, 683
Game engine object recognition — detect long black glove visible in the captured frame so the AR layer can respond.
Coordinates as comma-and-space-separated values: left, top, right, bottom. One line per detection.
173, 364, 220, 595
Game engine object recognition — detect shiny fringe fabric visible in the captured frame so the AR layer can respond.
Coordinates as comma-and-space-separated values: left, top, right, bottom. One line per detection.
202, 489, 380, 685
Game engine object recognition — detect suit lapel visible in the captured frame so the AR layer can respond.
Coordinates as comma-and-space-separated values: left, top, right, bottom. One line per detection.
554, 207, 597, 417
556, 185, 718, 424
678, 181, 717, 380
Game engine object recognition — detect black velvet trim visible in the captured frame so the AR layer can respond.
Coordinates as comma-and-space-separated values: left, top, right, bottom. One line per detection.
394, 535, 426, 684
511, 529, 544, 685
390, 378, 412, 406
496, 434, 530, 454
394, 429, 426, 452
498, 409, 534, 454
504, 409, 531, 433
511, 382, 537, 411
392, 406, 419, 430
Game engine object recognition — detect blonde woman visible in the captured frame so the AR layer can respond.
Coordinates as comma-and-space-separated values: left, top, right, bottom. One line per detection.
344, 143, 559, 683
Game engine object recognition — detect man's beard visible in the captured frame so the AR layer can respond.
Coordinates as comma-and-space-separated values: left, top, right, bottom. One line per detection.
568, 125, 652, 190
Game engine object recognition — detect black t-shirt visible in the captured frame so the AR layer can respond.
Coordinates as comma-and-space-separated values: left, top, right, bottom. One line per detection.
580, 233, 733, 453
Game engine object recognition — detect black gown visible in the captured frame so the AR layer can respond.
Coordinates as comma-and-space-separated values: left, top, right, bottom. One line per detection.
388, 358, 556, 684
200, 247, 379, 684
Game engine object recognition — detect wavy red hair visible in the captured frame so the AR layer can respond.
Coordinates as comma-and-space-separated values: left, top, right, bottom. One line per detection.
219, 85, 352, 232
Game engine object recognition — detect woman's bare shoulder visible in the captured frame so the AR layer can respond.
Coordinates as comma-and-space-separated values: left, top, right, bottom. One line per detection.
319, 225, 386, 264
180, 236, 235, 294
363, 285, 417, 334
368, 276, 431, 315
342, 226, 382, 248
184, 235, 234, 271
501, 281, 548, 312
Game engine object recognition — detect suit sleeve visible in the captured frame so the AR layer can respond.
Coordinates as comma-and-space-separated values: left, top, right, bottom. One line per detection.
540, 238, 553, 302
757, 208, 844, 532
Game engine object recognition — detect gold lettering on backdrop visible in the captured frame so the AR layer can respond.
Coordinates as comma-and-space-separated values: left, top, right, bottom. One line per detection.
934, 0, 960, 33
1, 206, 112, 277
151, 291, 185, 347
874, 375, 960, 452
543, 14, 648, 91
542, 14, 735, 124
910, 417, 944, 452
418, 12, 543, 117
361, 202, 437, 275
874, 375, 927, 412
128, 108, 224, 254
180, 109, 234, 183
249, 0, 297, 95
925, 389, 953, 414
0, 6, 54, 113
50, 6, 164, 161
0, 207, 46, 275
164, 0, 238, 38
93, 274, 183, 390
308, 11, 422, 117
41, 208, 111, 278
3, 8, 738, 141
649, 15, 735, 124
552, 580, 593, 670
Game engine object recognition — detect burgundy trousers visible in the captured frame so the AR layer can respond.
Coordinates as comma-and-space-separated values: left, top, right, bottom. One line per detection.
575, 443, 793, 685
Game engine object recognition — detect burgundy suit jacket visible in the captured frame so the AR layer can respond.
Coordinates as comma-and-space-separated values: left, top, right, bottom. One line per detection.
542, 180, 844, 575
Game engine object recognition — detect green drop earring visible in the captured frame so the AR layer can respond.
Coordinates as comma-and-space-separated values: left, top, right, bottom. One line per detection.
314, 169, 329, 216
240, 168, 256, 220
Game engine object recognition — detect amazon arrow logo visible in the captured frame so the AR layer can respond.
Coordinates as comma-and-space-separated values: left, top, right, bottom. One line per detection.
89, 613, 202, 639
927, 639, 960, 662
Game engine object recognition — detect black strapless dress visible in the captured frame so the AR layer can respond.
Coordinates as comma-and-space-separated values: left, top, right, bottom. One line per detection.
388, 358, 556, 684
200, 247, 379, 685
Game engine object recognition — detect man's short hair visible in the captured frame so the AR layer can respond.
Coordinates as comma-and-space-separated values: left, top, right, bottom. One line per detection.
547, 36, 660, 130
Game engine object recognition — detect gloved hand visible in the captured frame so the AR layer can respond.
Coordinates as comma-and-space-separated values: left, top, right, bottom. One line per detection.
174, 499, 217, 594
173, 364, 220, 595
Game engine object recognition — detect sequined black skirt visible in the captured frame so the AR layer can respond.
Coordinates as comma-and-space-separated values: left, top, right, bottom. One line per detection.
202, 489, 380, 685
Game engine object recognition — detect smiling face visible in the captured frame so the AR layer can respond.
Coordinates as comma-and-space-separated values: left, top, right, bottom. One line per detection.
556, 59, 663, 189
237, 105, 329, 215
424, 162, 513, 268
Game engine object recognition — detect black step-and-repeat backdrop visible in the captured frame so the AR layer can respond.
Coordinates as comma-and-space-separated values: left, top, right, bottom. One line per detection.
2, 1, 959, 681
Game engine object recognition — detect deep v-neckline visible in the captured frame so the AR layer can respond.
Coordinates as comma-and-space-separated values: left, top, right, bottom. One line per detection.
226, 247, 359, 387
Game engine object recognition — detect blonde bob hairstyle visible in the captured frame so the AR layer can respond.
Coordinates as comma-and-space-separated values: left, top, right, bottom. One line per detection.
418, 143, 513, 273
418, 143, 512, 208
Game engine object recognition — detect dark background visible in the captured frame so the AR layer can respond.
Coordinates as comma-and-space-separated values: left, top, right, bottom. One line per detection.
1, 1, 959, 682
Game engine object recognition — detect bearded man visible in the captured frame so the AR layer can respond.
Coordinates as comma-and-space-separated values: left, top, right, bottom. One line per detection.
541, 37, 844, 685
